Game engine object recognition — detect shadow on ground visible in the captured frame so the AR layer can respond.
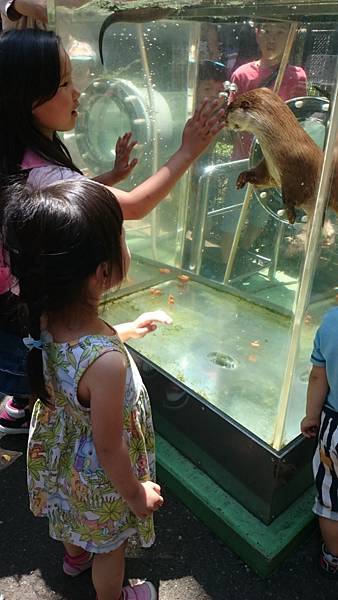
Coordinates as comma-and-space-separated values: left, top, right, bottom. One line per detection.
0, 434, 337, 600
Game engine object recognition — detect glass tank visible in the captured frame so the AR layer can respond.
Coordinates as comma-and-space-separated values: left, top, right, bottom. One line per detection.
50, 0, 338, 522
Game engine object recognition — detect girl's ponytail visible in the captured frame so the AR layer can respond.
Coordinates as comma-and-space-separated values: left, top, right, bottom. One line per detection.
2, 183, 51, 405
12, 251, 51, 405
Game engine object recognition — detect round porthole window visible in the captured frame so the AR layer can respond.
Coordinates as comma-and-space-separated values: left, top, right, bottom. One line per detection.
75, 78, 151, 174
75, 77, 173, 175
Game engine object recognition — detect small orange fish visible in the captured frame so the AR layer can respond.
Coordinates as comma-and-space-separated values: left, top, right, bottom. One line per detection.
177, 274, 190, 283
248, 354, 257, 363
168, 294, 175, 304
304, 314, 312, 324
159, 267, 171, 274
150, 288, 162, 296
250, 340, 260, 348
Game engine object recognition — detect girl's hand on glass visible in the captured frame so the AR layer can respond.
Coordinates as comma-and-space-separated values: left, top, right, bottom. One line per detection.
130, 310, 173, 339
181, 98, 226, 159
300, 415, 320, 438
127, 481, 164, 518
111, 132, 138, 183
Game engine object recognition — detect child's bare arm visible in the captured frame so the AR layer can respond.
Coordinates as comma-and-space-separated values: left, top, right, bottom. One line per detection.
109, 98, 225, 220
301, 365, 329, 437
84, 351, 163, 517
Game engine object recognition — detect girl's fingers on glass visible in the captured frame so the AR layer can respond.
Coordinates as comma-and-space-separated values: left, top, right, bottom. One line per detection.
199, 107, 210, 122
210, 122, 224, 135
204, 116, 218, 131
194, 99, 214, 122
197, 98, 208, 115
199, 108, 224, 132
206, 107, 225, 122
200, 98, 219, 118
207, 113, 225, 129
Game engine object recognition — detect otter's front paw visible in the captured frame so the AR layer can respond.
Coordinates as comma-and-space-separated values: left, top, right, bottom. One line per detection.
236, 171, 255, 189
286, 207, 296, 225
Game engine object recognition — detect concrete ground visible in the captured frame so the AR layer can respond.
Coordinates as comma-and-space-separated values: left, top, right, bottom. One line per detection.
0, 434, 337, 600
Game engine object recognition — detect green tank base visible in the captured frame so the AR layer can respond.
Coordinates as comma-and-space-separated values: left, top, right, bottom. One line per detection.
156, 434, 315, 577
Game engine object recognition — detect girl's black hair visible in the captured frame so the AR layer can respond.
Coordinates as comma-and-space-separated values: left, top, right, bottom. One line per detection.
2, 179, 125, 404
0, 28, 82, 184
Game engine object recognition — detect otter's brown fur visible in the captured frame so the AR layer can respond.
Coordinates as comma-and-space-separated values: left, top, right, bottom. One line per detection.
225, 87, 327, 224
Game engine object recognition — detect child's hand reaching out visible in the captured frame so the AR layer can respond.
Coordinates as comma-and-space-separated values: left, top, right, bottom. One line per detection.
115, 310, 173, 342
130, 310, 173, 338
180, 98, 226, 160
106, 99, 225, 220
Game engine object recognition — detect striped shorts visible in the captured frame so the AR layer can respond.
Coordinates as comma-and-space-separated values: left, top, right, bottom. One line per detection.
313, 406, 338, 520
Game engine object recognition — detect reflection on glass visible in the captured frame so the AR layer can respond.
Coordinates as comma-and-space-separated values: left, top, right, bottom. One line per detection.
54, 0, 338, 450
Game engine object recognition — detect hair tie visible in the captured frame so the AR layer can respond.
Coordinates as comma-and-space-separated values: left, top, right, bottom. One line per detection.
23, 335, 43, 351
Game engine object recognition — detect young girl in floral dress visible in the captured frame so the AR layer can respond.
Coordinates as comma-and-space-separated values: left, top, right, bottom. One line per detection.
2, 178, 174, 599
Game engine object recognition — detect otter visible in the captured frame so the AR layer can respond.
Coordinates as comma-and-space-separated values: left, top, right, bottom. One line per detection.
224, 87, 328, 225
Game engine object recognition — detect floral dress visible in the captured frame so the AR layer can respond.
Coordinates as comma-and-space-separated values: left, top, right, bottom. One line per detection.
27, 332, 156, 553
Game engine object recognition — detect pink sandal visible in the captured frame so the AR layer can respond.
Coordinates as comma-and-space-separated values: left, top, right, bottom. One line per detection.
95, 580, 157, 599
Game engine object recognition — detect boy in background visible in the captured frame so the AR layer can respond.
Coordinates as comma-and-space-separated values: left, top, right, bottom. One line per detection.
221, 21, 307, 260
